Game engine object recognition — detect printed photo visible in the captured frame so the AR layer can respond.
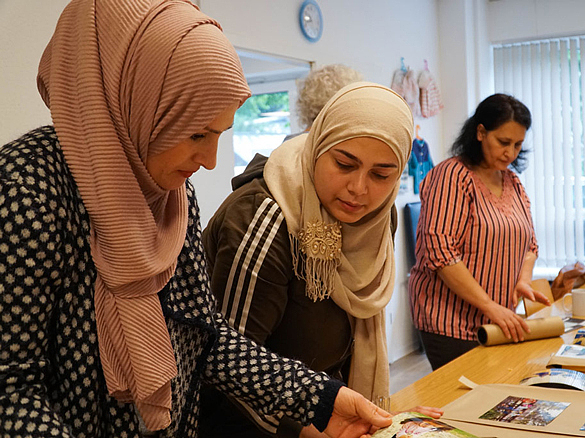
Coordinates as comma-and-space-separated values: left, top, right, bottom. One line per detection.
479, 395, 569, 426
558, 344, 585, 357
574, 328, 585, 346
372, 412, 477, 438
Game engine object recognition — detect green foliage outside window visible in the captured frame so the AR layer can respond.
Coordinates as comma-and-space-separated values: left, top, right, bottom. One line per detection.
234, 92, 290, 134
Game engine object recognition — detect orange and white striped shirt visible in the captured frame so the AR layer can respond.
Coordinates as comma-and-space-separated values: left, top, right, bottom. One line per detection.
409, 157, 538, 340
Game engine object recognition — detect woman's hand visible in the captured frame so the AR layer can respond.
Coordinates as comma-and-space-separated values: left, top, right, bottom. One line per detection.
400, 405, 444, 419
513, 280, 551, 308
324, 386, 393, 438
483, 300, 530, 342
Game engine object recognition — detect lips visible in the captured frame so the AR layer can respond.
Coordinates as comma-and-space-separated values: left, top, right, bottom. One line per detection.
178, 170, 195, 179
339, 199, 364, 212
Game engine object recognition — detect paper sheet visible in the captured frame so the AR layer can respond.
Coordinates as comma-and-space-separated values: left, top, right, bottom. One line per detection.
442, 384, 585, 437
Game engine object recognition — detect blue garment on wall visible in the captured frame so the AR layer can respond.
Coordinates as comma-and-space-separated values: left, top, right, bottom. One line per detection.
408, 138, 434, 194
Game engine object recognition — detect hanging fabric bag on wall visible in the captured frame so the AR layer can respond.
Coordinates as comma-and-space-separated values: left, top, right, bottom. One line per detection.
418, 61, 443, 118
391, 57, 421, 117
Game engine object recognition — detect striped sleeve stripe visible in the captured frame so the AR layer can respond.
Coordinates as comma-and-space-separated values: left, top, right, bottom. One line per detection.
220, 197, 284, 331
238, 211, 284, 332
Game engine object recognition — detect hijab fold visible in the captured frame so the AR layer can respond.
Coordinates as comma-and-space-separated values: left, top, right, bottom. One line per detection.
37, 0, 250, 429
265, 82, 413, 400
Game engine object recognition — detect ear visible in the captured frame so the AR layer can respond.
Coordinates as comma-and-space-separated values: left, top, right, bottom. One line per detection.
476, 124, 487, 142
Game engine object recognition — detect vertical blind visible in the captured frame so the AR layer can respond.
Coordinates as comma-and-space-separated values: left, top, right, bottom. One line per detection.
493, 37, 585, 269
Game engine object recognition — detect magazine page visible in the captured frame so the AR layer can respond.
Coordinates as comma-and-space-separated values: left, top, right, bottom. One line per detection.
547, 344, 585, 372
574, 328, 585, 345
520, 368, 585, 391
372, 412, 478, 437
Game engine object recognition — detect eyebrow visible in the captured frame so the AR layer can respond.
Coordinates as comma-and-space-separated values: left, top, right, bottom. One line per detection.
204, 124, 233, 135
336, 149, 398, 168
497, 136, 524, 144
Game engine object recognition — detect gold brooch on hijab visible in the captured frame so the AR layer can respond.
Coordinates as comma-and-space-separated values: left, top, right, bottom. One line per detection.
295, 220, 342, 302
298, 220, 342, 260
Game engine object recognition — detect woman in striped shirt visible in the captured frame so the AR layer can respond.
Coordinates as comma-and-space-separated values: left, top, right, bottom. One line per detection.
409, 94, 551, 370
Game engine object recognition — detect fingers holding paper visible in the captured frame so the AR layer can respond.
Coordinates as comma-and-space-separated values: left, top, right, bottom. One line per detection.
324, 386, 393, 438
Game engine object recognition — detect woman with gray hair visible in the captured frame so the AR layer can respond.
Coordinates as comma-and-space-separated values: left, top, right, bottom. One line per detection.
296, 64, 364, 130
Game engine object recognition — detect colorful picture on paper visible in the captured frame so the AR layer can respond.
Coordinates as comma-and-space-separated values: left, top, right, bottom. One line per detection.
372, 412, 478, 437
519, 368, 585, 391
479, 395, 569, 426
558, 344, 585, 357
574, 328, 585, 345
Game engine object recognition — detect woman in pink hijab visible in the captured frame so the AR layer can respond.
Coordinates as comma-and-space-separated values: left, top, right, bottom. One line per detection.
0, 0, 395, 437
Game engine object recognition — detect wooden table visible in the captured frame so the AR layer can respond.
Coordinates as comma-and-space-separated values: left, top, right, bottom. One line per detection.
390, 299, 578, 411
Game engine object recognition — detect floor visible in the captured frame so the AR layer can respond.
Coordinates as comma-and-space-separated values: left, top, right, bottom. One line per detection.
389, 349, 432, 394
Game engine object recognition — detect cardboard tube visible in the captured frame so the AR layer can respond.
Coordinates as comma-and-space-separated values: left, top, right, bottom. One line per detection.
476, 316, 564, 346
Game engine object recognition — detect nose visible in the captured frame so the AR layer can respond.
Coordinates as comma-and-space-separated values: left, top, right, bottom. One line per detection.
347, 171, 368, 196
196, 138, 219, 170
503, 145, 515, 160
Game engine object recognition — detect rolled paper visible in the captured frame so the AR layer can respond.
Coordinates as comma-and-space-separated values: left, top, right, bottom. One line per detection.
476, 316, 565, 346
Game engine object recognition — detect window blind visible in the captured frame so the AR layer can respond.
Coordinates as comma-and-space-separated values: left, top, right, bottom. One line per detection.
493, 37, 585, 269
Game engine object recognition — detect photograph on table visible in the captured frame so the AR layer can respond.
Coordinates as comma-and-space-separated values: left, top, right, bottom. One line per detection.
575, 328, 585, 345
559, 344, 585, 357
479, 396, 569, 426
546, 343, 585, 374
371, 412, 477, 438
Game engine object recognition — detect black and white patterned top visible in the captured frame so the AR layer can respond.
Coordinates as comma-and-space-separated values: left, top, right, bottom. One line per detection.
0, 126, 342, 438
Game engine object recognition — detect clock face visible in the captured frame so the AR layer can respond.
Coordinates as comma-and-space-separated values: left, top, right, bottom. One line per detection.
300, 0, 323, 42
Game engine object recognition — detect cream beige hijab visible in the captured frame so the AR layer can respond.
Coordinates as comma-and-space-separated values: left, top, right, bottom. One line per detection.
37, 0, 250, 430
264, 82, 413, 400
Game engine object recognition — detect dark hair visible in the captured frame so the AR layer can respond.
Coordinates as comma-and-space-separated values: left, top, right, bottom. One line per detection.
450, 93, 532, 172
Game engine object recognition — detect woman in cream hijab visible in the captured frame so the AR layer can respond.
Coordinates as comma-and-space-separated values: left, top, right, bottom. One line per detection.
0, 1, 397, 437
267, 83, 411, 398
202, 82, 442, 437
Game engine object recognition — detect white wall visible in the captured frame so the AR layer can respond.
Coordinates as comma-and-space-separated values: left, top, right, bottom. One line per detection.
435, 0, 493, 161
0, 0, 444, 364
487, 0, 585, 44
0, 1, 70, 143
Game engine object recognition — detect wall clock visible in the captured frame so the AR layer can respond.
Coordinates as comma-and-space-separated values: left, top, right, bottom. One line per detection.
299, 0, 323, 43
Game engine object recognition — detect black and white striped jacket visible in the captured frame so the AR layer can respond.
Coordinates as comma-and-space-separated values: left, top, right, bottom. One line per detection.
199, 155, 353, 438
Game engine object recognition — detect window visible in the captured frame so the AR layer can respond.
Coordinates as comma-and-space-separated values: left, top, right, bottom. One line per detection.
493, 37, 585, 269
233, 90, 292, 176
233, 49, 310, 176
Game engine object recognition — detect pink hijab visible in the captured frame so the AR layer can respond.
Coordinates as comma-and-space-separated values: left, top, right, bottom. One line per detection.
37, 0, 250, 430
